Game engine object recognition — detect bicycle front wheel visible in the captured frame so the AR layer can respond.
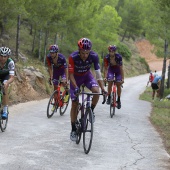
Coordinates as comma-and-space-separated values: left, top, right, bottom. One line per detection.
83, 108, 93, 154
47, 91, 58, 118
60, 92, 70, 116
110, 92, 116, 118
0, 111, 8, 132
76, 103, 82, 144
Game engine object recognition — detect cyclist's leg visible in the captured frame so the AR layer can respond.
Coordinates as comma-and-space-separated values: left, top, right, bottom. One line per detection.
84, 72, 99, 122
115, 70, 122, 109
106, 69, 115, 104
70, 79, 82, 141
151, 83, 157, 100
2, 75, 11, 119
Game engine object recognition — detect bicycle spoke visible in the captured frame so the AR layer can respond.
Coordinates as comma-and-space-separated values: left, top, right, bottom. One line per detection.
60, 92, 70, 116
83, 108, 93, 154
47, 91, 58, 118
110, 93, 116, 118
0, 116, 8, 132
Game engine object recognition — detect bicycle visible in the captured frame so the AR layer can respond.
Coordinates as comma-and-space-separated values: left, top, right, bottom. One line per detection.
0, 82, 8, 132
75, 85, 106, 154
47, 79, 70, 118
109, 79, 123, 118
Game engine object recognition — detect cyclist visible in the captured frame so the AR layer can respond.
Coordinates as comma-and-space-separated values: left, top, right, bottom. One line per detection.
146, 72, 154, 87
151, 75, 162, 100
104, 45, 124, 109
0, 47, 15, 119
69, 37, 106, 141
46, 44, 69, 94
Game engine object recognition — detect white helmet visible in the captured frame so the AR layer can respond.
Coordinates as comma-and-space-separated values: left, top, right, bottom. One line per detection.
0, 47, 11, 56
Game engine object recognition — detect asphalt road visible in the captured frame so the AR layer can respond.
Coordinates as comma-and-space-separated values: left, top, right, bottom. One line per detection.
0, 73, 170, 170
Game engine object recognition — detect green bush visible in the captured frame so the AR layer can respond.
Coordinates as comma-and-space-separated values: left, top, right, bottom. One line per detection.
117, 43, 132, 61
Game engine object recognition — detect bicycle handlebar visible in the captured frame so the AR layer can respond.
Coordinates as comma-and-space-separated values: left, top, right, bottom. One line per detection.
76, 91, 106, 104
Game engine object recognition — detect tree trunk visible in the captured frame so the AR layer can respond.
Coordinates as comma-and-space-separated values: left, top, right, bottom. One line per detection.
121, 29, 127, 42
16, 15, 21, 60
44, 29, 49, 65
167, 61, 170, 89
32, 29, 36, 53
38, 29, 42, 60
160, 39, 168, 99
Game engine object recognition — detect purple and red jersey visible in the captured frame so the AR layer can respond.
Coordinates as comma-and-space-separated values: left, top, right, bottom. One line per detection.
104, 53, 123, 81
104, 53, 122, 68
46, 53, 67, 85
69, 51, 100, 75
46, 53, 67, 69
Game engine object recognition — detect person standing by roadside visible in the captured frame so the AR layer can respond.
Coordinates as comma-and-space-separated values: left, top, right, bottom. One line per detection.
146, 72, 154, 87
151, 75, 162, 100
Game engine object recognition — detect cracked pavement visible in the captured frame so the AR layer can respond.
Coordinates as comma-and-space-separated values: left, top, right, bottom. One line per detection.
0, 73, 170, 170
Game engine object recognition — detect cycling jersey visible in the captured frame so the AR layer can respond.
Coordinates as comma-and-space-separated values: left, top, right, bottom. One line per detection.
46, 53, 67, 85
0, 58, 15, 76
104, 53, 123, 81
46, 53, 67, 69
69, 51, 100, 75
104, 53, 122, 67
69, 50, 100, 100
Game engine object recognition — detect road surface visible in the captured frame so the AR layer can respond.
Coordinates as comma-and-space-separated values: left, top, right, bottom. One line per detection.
0, 73, 170, 170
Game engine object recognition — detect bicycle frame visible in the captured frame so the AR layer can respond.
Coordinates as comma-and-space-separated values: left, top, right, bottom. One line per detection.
54, 79, 67, 107
111, 80, 117, 108
47, 79, 70, 118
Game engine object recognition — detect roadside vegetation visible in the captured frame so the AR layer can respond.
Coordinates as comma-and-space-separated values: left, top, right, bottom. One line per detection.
140, 86, 170, 155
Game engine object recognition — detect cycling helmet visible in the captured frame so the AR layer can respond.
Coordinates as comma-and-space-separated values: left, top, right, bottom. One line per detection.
0, 47, 11, 56
78, 38, 92, 50
108, 45, 117, 52
49, 44, 59, 53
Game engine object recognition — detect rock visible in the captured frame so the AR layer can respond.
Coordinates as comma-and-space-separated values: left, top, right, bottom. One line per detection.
165, 94, 170, 100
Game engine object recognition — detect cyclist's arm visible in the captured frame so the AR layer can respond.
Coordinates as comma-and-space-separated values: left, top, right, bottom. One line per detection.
93, 55, 105, 91
65, 67, 69, 83
69, 73, 77, 88
5, 60, 15, 86
68, 56, 77, 88
46, 57, 53, 79
5, 75, 15, 87
120, 65, 124, 82
103, 57, 109, 79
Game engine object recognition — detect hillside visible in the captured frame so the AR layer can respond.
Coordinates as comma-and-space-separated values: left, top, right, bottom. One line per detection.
135, 39, 164, 72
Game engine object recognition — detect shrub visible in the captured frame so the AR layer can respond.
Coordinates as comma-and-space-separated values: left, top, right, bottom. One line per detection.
117, 43, 132, 61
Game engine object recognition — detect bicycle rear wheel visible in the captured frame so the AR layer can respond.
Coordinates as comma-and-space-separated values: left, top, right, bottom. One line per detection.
110, 92, 116, 118
47, 91, 58, 118
83, 108, 93, 154
0, 111, 8, 132
60, 92, 70, 116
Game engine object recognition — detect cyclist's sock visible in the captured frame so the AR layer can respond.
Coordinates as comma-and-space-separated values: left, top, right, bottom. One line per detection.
3, 105, 8, 113
71, 122, 76, 132
91, 104, 95, 112
117, 96, 120, 102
